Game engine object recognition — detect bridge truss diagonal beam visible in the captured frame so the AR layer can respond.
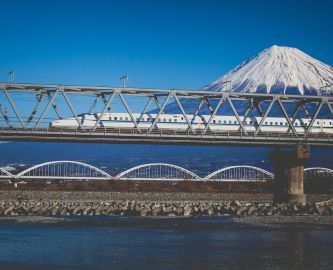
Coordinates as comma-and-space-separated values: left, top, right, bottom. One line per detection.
88, 95, 99, 114
153, 96, 162, 110
173, 95, 195, 134
202, 96, 225, 134
0, 102, 12, 127
227, 97, 248, 135
46, 92, 62, 120
25, 93, 45, 127
203, 98, 215, 114
327, 101, 333, 117
92, 92, 116, 130
305, 100, 324, 136
190, 98, 204, 126
118, 92, 141, 133
61, 87, 83, 129
138, 96, 153, 123
287, 101, 304, 133
2, 89, 26, 129
276, 98, 298, 136
254, 98, 275, 135
148, 93, 171, 133
188, 97, 218, 130
242, 104, 252, 125
101, 94, 112, 113
34, 87, 60, 128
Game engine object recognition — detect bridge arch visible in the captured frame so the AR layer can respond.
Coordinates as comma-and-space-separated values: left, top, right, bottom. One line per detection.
116, 163, 201, 181
0, 167, 14, 179
16, 161, 112, 180
304, 167, 333, 180
203, 165, 274, 182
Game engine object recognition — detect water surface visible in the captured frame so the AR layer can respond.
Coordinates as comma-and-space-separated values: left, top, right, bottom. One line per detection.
0, 217, 332, 270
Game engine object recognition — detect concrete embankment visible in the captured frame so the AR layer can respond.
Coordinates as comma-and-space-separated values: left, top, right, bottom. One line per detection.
0, 190, 332, 217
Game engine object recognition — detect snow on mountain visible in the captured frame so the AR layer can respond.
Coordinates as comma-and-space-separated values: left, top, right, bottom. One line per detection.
205, 45, 333, 95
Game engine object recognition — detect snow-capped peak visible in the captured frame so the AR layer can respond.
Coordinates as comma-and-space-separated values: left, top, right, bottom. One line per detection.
205, 45, 333, 95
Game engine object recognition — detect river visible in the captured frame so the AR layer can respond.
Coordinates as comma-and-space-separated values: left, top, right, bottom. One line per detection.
0, 217, 332, 270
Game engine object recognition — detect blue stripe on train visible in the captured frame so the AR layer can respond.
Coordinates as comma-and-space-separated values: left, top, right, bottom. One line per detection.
98, 120, 332, 128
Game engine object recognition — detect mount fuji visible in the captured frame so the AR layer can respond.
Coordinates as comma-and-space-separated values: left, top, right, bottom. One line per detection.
155, 46, 332, 117
205, 45, 333, 95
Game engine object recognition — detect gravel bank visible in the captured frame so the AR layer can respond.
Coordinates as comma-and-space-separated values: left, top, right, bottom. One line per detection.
0, 190, 331, 203
0, 191, 332, 218
0, 190, 273, 203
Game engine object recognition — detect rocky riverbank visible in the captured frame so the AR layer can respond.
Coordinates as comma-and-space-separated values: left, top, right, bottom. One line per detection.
0, 190, 332, 217
0, 200, 331, 217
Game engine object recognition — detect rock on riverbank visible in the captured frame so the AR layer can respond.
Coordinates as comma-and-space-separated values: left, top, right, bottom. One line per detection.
0, 190, 332, 217
0, 199, 333, 217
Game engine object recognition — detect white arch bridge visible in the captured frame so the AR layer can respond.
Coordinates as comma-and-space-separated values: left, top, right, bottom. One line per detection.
0, 161, 331, 182
304, 167, 333, 180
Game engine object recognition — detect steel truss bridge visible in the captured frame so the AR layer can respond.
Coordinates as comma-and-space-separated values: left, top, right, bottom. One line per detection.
0, 161, 332, 182
0, 83, 333, 146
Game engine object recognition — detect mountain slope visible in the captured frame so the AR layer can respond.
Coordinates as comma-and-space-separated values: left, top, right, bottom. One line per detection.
205, 45, 333, 95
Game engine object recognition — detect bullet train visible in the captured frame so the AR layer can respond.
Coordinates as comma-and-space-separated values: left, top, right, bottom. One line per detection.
49, 112, 333, 133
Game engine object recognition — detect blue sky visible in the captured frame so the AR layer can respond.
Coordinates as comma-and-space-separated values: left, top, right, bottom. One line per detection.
1, 0, 333, 89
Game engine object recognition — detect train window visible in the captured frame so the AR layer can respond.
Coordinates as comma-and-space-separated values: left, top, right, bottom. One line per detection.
250, 121, 253, 125
158, 118, 161, 121
125, 117, 128, 121
136, 118, 139, 121
270, 122, 273, 125
224, 120, 227, 124
163, 118, 167, 122
114, 117, 117, 120
169, 119, 172, 122
265, 122, 267, 125
229, 120, 232, 124
330, 122, 332, 125
295, 122, 298, 126
234, 121, 237, 124
317, 121, 319, 125
218, 120, 221, 124
109, 117, 112, 120
181, 117, 184, 120
280, 122, 283, 125
174, 119, 177, 122
275, 122, 278, 125
120, 117, 123, 120
213, 120, 216, 123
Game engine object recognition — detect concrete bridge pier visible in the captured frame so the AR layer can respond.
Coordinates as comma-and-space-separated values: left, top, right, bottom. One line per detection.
270, 147, 310, 204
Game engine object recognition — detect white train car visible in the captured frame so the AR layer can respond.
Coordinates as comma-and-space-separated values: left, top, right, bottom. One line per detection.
50, 112, 333, 134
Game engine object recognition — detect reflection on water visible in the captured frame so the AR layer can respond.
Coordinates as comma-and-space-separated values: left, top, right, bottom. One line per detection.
0, 217, 332, 270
